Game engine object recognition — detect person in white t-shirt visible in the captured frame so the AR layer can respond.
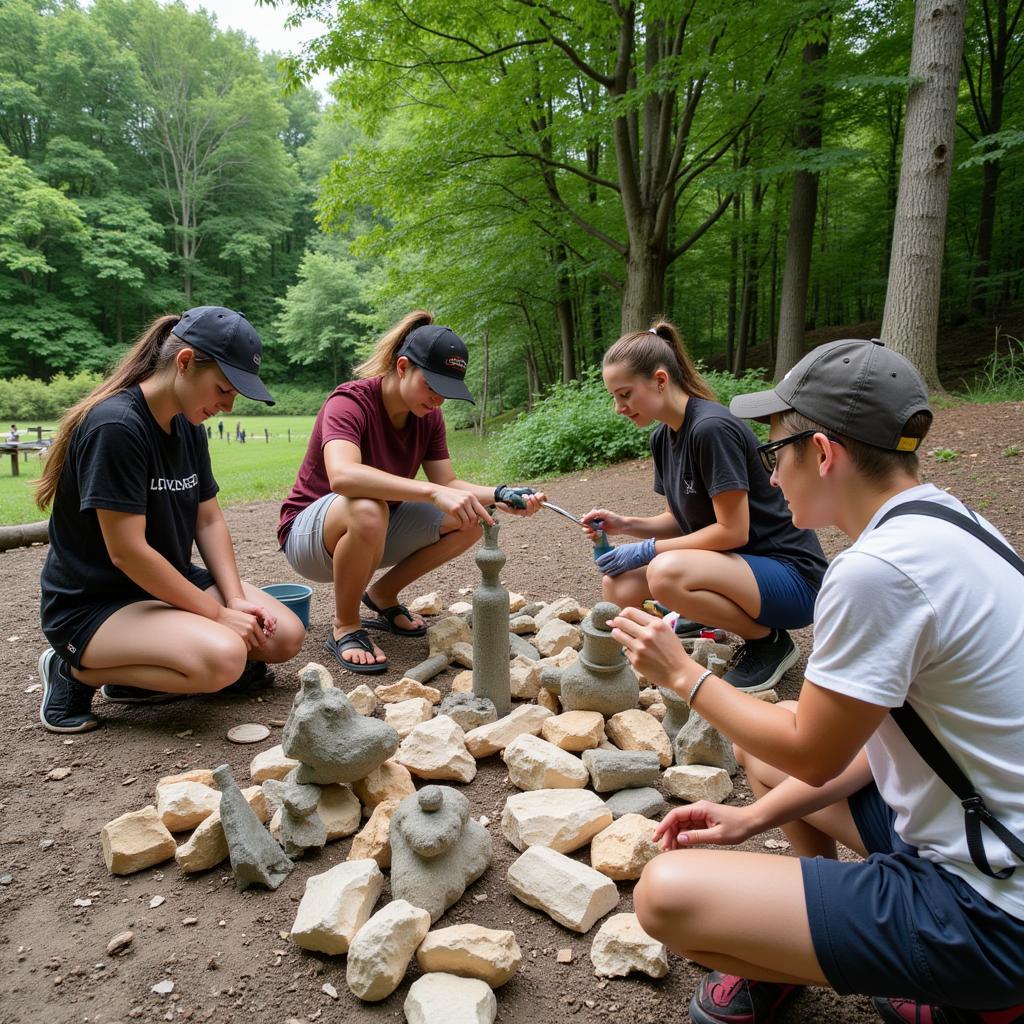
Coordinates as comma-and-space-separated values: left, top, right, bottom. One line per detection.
610, 340, 1024, 1024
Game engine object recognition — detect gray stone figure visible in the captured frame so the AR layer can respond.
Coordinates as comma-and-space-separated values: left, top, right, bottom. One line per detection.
389, 786, 493, 924
673, 709, 739, 774
472, 520, 511, 717
264, 779, 327, 859
405, 653, 450, 684
438, 692, 498, 732
554, 602, 639, 716
212, 764, 293, 891
283, 664, 399, 784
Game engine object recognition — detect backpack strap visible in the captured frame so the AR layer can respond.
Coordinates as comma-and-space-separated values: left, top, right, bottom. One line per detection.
875, 500, 1024, 879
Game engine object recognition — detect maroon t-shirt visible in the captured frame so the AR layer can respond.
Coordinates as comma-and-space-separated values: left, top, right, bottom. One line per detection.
277, 377, 449, 545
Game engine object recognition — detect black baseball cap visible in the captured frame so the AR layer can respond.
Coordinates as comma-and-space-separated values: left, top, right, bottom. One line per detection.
171, 306, 275, 405
730, 339, 932, 451
397, 324, 475, 404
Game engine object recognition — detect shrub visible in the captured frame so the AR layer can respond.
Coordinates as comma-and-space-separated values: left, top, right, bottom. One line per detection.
0, 372, 102, 420
960, 331, 1024, 403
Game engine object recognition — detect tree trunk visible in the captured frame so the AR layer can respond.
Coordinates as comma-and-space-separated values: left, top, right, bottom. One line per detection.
0, 521, 49, 551
880, 0, 966, 391
476, 330, 490, 437
620, 243, 667, 332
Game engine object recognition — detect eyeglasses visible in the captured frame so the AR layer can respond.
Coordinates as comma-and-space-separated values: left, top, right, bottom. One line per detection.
756, 430, 845, 473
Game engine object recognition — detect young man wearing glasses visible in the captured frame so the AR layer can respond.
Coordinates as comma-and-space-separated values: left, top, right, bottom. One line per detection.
611, 339, 1024, 1024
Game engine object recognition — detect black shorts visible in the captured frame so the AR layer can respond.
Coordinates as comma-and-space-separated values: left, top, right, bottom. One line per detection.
42, 564, 215, 670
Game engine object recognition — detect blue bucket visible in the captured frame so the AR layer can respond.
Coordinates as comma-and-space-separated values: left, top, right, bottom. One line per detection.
261, 582, 313, 628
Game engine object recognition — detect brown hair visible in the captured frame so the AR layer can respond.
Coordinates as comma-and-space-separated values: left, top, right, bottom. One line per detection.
353, 309, 434, 379
777, 408, 932, 482
35, 315, 214, 510
603, 318, 715, 401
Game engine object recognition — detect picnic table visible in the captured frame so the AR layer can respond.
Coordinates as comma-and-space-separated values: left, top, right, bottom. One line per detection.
1, 439, 52, 476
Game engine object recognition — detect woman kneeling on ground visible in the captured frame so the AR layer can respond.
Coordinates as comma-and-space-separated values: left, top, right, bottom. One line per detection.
277, 310, 544, 675
581, 319, 827, 692
36, 308, 306, 734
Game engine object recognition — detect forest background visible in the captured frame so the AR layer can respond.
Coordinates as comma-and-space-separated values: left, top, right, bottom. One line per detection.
1, 0, 1022, 433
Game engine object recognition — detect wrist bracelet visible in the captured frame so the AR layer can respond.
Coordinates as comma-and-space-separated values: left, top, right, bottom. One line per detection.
686, 668, 713, 708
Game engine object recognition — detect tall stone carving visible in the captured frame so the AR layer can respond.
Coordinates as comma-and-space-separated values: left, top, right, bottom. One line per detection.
472, 519, 511, 717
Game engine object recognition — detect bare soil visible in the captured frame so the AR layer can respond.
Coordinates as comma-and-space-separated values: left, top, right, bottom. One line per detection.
1, 400, 1021, 1024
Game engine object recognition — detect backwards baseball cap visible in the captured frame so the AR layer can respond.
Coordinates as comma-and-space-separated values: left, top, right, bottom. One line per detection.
397, 324, 475, 404
730, 339, 932, 451
172, 306, 275, 405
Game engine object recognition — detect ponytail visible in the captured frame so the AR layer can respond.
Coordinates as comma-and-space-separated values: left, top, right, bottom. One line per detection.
354, 309, 434, 379
603, 317, 715, 401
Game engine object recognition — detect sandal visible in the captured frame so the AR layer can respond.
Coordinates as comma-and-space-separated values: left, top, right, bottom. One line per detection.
360, 591, 428, 637
324, 628, 389, 675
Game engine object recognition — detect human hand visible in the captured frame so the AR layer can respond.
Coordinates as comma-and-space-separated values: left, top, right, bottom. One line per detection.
493, 484, 535, 510
217, 603, 267, 651
653, 802, 756, 851
228, 596, 277, 638
608, 605, 695, 691
582, 508, 627, 536
494, 485, 547, 517
595, 538, 656, 577
433, 486, 494, 529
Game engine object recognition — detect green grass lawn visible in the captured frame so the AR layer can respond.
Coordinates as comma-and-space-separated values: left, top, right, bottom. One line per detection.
0, 415, 503, 526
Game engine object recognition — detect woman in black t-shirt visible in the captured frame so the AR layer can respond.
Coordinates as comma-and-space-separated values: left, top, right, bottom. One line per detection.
35, 308, 305, 733
581, 319, 827, 693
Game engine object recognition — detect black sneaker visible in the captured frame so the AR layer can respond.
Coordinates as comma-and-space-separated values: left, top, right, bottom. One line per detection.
689, 971, 802, 1024
223, 661, 275, 694
38, 649, 99, 733
723, 629, 799, 692
872, 995, 1024, 1024
100, 685, 183, 705
674, 616, 709, 638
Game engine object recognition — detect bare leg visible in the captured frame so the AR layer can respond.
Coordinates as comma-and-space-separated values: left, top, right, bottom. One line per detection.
210, 581, 306, 665
601, 566, 652, 608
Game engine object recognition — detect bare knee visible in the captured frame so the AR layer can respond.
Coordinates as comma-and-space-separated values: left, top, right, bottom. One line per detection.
190, 633, 247, 691
634, 855, 696, 944
267, 610, 305, 663
346, 498, 389, 541
648, 550, 693, 601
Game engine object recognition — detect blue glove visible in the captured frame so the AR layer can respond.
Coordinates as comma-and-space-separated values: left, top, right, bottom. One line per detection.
494, 484, 536, 510
595, 538, 657, 577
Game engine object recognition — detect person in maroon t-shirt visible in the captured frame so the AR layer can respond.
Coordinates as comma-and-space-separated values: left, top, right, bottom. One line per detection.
279, 310, 545, 674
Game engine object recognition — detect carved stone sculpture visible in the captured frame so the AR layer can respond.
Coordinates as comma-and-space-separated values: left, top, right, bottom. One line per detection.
472, 520, 511, 717
264, 778, 327, 859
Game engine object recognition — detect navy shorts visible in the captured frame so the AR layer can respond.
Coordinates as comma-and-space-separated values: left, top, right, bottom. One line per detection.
737, 554, 817, 630
802, 782, 1024, 1008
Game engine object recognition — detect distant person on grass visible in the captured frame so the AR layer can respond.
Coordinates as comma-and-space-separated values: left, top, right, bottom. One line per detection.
7, 423, 17, 442
35, 307, 305, 734
612, 340, 1024, 1024
278, 310, 545, 675
582, 319, 827, 692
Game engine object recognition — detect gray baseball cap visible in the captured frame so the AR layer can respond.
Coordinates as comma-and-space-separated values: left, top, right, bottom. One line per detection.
729, 339, 932, 451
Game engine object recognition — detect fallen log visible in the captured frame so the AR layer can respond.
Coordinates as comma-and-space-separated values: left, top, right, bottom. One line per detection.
0, 520, 49, 551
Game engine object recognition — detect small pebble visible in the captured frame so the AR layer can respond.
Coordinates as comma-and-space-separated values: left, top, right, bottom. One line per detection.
149, 895, 165, 908
46, 767, 72, 781
73, 898, 92, 907
182, 917, 198, 926
321, 983, 338, 999
268, 719, 286, 728
0, 874, 13, 885
121, 777, 137, 786
106, 931, 134, 956
556, 948, 573, 963
39, 838, 55, 850
226, 723, 270, 744
151, 979, 174, 995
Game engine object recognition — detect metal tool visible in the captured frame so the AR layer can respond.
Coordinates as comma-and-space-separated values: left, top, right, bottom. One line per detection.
540, 500, 583, 525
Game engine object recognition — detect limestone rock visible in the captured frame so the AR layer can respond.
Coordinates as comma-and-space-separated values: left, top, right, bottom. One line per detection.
384, 697, 434, 739
290, 859, 384, 954
249, 744, 300, 784
451, 641, 474, 669
438, 693, 497, 732
606, 709, 673, 768
749, 688, 779, 703
299, 661, 335, 689
416, 924, 522, 987
427, 616, 472, 657
536, 646, 579, 671
673, 710, 739, 774
448, 601, 473, 616
509, 662, 542, 700
176, 786, 267, 873
348, 684, 378, 716
604, 788, 669, 821
405, 973, 497, 1024
691, 638, 734, 669
534, 619, 582, 658
647, 702, 667, 721
582, 749, 662, 793
375, 678, 442, 705
663, 764, 734, 803
509, 615, 537, 636
507, 845, 618, 933
346, 900, 431, 1002
156, 769, 215, 790
541, 711, 605, 752
352, 760, 416, 812
409, 591, 442, 616
451, 670, 474, 694
534, 597, 585, 628
637, 688, 661, 708
101, 806, 176, 875
155, 781, 220, 832
464, 704, 553, 758
537, 688, 560, 714
502, 734, 588, 791
501, 789, 612, 853
508, 592, 527, 614
590, 814, 660, 880
397, 716, 476, 783
348, 799, 399, 868
317, 784, 362, 839
590, 913, 669, 978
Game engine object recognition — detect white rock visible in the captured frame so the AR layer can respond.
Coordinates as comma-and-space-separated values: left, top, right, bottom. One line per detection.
155, 781, 220, 832
536, 688, 560, 714
509, 661, 542, 700
535, 646, 579, 671
317, 784, 362, 840
534, 619, 582, 658
451, 669, 473, 694
508, 592, 527, 614
451, 641, 474, 669
384, 697, 434, 739
347, 799, 399, 868
509, 615, 537, 636
590, 913, 669, 978
541, 711, 605, 752
352, 759, 416, 811
534, 597, 585, 628
448, 601, 473, 615
663, 764, 734, 803
502, 734, 588, 791
291, 859, 384, 955
101, 806, 176, 875
397, 716, 476, 783
405, 973, 497, 1024
427, 616, 471, 656
249, 744, 300, 784
409, 591, 442, 616
348, 684, 378, 716
590, 814, 661, 881
299, 662, 334, 688
507, 845, 618, 933
375, 678, 442, 705
501, 789, 612, 853
415, 924, 522, 987
605, 709, 673, 767
464, 704, 553, 757
176, 786, 267, 872
346, 900, 431, 1002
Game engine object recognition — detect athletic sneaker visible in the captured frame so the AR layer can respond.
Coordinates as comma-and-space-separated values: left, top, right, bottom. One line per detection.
101, 685, 182, 705
224, 661, 275, 694
674, 616, 709, 638
38, 648, 99, 733
689, 971, 802, 1024
872, 996, 1024, 1024
723, 629, 799, 692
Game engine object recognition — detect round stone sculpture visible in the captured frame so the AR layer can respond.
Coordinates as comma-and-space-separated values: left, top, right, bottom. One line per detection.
557, 601, 639, 717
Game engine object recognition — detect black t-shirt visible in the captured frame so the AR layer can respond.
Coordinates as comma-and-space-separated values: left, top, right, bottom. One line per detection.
40, 385, 218, 650
650, 397, 827, 587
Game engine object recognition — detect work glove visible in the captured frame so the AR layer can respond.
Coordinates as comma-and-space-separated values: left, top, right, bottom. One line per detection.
493, 484, 536, 510
595, 538, 657, 577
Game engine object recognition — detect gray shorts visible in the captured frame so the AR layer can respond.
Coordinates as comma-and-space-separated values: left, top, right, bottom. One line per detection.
282, 493, 445, 583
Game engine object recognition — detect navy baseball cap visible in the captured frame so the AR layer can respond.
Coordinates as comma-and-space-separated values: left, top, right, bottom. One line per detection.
398, 324, 475, 404
172, 306, 275, 405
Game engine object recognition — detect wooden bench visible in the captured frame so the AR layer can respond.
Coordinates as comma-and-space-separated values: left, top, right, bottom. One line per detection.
0, 441, 51, 476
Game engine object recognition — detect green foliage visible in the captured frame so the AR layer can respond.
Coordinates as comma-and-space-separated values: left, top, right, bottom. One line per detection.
0, 372, 102, 419
1003, 445, 1020, 458
231, 387, 329, 417
960, 334, 1024, 403
931, 448, 960, 463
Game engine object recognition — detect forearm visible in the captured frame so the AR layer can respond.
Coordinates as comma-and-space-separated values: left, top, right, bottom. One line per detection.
448, 479, 499, 506
622, 511, 681, 539
194, 515, 245, 604
110, 546, 222, 619
654, 520, 746, 553
331, 463, 435, 504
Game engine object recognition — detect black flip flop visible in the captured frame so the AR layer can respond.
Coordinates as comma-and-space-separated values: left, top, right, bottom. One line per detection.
324, 628, 389, 674
360, 592, 428, 637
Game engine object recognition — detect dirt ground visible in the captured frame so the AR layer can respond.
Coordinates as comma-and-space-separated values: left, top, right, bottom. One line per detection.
1, 400, 1021, 1024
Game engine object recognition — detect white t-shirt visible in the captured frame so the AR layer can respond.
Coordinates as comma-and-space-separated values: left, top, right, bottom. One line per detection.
807, 483, 1024, 919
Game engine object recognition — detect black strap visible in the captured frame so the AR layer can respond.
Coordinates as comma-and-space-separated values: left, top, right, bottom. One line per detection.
875, 501, 1024, 879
